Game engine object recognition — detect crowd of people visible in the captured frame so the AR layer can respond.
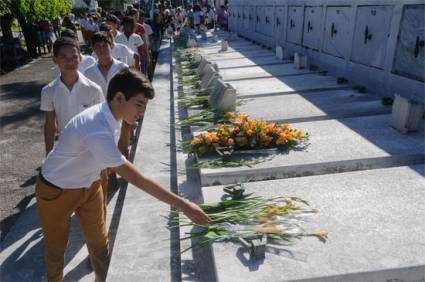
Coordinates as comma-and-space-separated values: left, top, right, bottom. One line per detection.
34, 3, 230, 63
33, 3, 231, 281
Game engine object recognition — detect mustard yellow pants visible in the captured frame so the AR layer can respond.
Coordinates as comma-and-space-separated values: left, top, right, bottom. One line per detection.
35, 176, 109, 282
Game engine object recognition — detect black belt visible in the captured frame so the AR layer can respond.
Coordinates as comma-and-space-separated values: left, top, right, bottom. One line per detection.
39, 172, 63, 190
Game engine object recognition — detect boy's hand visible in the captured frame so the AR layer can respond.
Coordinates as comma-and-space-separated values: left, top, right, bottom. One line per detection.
181, 201, 212, 225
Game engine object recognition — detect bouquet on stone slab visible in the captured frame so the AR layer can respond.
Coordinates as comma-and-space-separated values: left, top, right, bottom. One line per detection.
174, 47, 199, 66
187, 112, 309, 156
177, 107, 227, 127
173, 192, 328, 254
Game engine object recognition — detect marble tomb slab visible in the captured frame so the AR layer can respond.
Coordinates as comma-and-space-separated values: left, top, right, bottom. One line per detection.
237, 89, 391, 123
230, 74, 356, 99
204, 50, 274, 61
196, 114, 424, 186
214, 56, 286, 69
220, 64, 323, 81
200, 165, 425, 282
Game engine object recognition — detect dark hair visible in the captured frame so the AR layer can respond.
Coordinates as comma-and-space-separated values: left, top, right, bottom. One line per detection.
60, 29, 77, 40
99, 23, 112, 32
91, 31, 112, 47
107, 68, 155, 102
121, 16, 135, 26
106, 14, 119, 24
53, 37, 79, 57
129, 8, 139, 16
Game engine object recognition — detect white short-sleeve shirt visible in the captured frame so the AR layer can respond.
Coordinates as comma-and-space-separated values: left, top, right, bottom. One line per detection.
40, 72, 104, 131
84, 58, 128, 96
113, 30, 123, 40
79, 54, 97, 73
92, 43, 135, 66
42, 102, 126, 188
115, 33, 144, 54
112, 43, 135, 66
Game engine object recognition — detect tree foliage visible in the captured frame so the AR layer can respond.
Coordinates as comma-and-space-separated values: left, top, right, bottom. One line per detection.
0, 0, 74, 21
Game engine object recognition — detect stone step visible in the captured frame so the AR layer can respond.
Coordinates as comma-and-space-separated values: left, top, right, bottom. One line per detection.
237, 89, 391, 124
201, 46, 268, 55
196, 114, 425, 186
199, 41, 258, 50
220, 61, 293, 70
218, 63, 320, 81
232, 74, 359, 99
198, 165, 425, 282
214, 56, 285, 69
206, 52, 275, 61
226, 69, 326, 82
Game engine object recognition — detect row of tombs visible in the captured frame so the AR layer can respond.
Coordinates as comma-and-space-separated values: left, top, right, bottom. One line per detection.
226, 0, 424, 104
172, 29, 425, 281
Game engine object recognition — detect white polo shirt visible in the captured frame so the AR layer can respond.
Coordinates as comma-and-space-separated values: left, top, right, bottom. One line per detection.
115, 33, 144, 54
42, 102, 126, 188
40, 72, 104, 131
113, 30, 123, 40
84, 58, 128, 96
92, 43, 135, 67
112, 43, 135, 66
79, 54, 97, 73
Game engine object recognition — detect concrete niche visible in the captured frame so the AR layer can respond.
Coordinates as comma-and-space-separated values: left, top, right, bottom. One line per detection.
390, 94, 424, 133
276, 45, 291, 60
187, 38, 197, 48
212, 34, 219, 43
221, 40, 228, 51
200, 68, 221, 90
196, 58, 209, 75
294, 52, 307, 69
208, 79, 237, 112
193, 53, 203, 63
276, 45, 285, 60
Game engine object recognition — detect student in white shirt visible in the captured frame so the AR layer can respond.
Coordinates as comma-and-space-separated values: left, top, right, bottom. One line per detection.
98, 23, 140, 69
193, 5, 204, 33
41, 37, 104, 156
138, 10, 154, 79
206, 6, 215, 29
115, 16, 144, 57
79, 13, 89, 44
84, 31, 129, 216
36, 68, 211, 282
84, 31, 132, 158
105, 14, 122, 39
84, 32, 128, 96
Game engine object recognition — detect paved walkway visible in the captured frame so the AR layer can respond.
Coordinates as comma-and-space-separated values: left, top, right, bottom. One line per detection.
0, 55, 56, 241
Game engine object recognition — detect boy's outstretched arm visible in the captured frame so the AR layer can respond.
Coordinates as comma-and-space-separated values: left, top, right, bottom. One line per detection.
112, 160, 212, 225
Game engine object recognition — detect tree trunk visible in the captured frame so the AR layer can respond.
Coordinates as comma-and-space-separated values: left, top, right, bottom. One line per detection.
0, 15, 14, 42
17, 17, 38, 58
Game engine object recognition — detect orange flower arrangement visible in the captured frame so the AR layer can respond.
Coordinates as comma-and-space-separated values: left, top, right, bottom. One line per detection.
188, 112, 309, 156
